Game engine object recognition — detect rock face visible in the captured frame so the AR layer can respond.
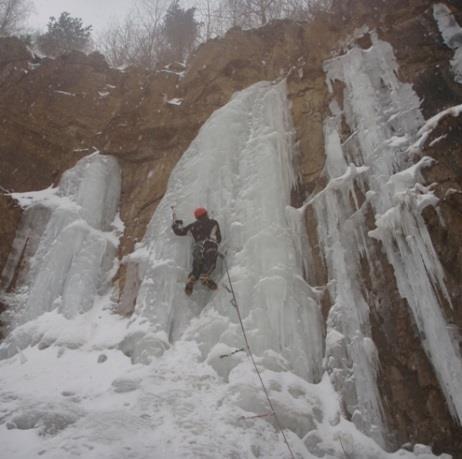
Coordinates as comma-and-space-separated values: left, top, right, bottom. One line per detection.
1, 0, 462, 455
0, 39, 122, 288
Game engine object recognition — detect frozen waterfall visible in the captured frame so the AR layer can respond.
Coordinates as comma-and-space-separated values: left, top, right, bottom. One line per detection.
0, 76, 456, 458
0, 153, 121, 353
319, 31, 462, 428
433, 3, 462, 84
125, 80, 324, 383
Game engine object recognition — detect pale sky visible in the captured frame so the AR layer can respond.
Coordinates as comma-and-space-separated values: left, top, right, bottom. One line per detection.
30, 0, 134, 34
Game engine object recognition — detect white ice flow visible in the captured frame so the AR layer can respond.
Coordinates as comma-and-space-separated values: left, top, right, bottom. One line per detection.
320, 30, 462, 433
126, 80, 324, 382
0, 81, 453, 458
0, 153, 121, 352
433, 3, 462, 84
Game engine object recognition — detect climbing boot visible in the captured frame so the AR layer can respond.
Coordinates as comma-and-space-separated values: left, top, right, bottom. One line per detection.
185, 276, 197, 296
200, 274, 218, 291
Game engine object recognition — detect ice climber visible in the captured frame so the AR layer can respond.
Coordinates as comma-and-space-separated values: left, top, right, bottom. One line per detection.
172, 207, 222, 295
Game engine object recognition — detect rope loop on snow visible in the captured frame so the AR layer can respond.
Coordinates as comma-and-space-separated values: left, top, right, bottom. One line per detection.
221, 254, 297, 459
219, 348, 245, 359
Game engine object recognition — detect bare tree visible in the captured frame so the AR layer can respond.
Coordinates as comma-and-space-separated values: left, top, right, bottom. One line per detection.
99, 14, 142, 68
200, 0, 283, 31
98, 0, 168, 69
243, 0, 279, 25
0, 0, 33, 36
136, 0, 169, 63
99, 0, 335, 68
196, 0, 214, 40
194, 0, 336, 34
279, 0, 330, 21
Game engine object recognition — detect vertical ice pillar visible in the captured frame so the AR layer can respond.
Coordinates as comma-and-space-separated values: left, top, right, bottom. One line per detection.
3, 154, 121, 326
316, 30, 462, 437
310, 114, 386, 445
225, 82, 324, 382
433, 3, 462, 84
315, 33, 428, 444
129, 81, 324, 381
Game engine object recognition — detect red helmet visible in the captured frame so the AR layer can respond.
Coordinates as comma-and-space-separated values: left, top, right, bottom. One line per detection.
194, 207, 207, 218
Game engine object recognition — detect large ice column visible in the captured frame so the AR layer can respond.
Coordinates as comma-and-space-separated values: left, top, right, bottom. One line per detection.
315, 33, 428, 444
321, 31, 462, 428
129, 81, 324, 382
2, 154, 121, 328
433, 3, 462, 84
309, 114, 386, 445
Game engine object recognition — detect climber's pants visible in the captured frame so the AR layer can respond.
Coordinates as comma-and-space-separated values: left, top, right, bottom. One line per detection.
190, 240, 218, 279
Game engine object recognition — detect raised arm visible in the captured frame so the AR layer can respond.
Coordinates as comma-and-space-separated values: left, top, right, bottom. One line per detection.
172, 220, 192, 236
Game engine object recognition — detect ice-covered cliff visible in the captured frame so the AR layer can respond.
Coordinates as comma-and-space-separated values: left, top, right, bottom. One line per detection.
0, 76, 458, 458
1, 1, 462, 458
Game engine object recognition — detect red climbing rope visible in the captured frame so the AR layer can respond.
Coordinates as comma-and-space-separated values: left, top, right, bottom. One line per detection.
222, 255, 297, 459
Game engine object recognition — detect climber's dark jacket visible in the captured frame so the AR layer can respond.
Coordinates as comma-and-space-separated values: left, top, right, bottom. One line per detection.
172, 216, 222, 278
172, 216, 222, 244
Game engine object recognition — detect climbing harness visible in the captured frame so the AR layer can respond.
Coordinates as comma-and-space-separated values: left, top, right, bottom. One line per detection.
220, 254, 297, 459
202, 238, 218, 257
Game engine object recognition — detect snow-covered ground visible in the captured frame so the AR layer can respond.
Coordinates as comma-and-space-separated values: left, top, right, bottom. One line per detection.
0, 41, 458, 459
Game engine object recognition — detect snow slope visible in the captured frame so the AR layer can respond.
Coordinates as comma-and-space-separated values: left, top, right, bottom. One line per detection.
0, 75, 455, 459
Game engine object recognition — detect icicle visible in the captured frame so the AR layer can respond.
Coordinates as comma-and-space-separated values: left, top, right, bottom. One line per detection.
433, 3, 462, 84
309, 115, 386, 446
318, 31, 462, 429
